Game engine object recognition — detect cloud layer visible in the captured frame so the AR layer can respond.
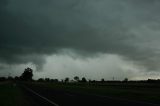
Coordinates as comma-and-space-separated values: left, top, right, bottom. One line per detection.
1, 0, 160, 78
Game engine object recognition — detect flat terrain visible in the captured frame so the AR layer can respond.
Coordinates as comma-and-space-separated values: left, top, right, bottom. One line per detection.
0, 82, 56, 106
1, 82, 160, 106
0, 82, 30, 106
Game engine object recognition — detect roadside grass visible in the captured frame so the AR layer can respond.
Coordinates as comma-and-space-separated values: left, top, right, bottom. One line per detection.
29, 82, 160, 104
0, 82, 30, 106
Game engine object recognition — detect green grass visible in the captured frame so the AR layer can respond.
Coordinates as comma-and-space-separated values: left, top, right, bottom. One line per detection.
0, 82, 30, 106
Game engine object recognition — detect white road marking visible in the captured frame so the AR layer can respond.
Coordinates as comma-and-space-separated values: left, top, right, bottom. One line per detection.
23, 86, 59, 106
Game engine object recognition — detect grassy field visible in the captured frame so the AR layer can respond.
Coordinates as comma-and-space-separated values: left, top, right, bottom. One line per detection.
29, 82, 160, 104
1, 81, 160, 105
0, 82, 30, 106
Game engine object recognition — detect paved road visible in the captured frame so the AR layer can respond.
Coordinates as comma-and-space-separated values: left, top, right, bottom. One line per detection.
21, 84, 160, 106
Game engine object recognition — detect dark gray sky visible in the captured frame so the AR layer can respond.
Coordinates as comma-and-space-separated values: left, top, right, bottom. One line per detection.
1, 0, 160, 80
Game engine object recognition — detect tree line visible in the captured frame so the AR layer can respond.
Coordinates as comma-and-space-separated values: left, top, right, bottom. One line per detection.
1, 67, 160, 84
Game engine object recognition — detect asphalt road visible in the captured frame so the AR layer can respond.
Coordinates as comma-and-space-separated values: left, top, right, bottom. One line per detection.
21, 84, 160, 106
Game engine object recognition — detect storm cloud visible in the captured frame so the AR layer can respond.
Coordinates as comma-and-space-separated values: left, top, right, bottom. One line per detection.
1, 0, 160, 79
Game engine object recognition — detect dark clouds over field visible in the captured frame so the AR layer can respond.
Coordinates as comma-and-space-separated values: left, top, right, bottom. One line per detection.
0, 0, 160, 79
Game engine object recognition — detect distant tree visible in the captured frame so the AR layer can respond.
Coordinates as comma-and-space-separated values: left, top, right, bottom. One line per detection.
88, 79, 92, 83
123, 78, 128, 82
92, 80, 96, 83
14, 76, 20, 81
45, 78, 50, 82
81, 77, 87, 83
20, 67, 33, 81
147, 79, 157, 83
74, 76, 79, 82
50, 79, 59, 83
8, 76, 13, 81
37, 78, 44, 82
65, 77, 69, 83
0, 77, 6, 81
101, 78, 105, 83
61, 79, 64, 83
55, 79, 59, 82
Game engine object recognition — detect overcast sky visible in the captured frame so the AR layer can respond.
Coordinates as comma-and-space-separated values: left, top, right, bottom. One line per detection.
1, 0, 160, 80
